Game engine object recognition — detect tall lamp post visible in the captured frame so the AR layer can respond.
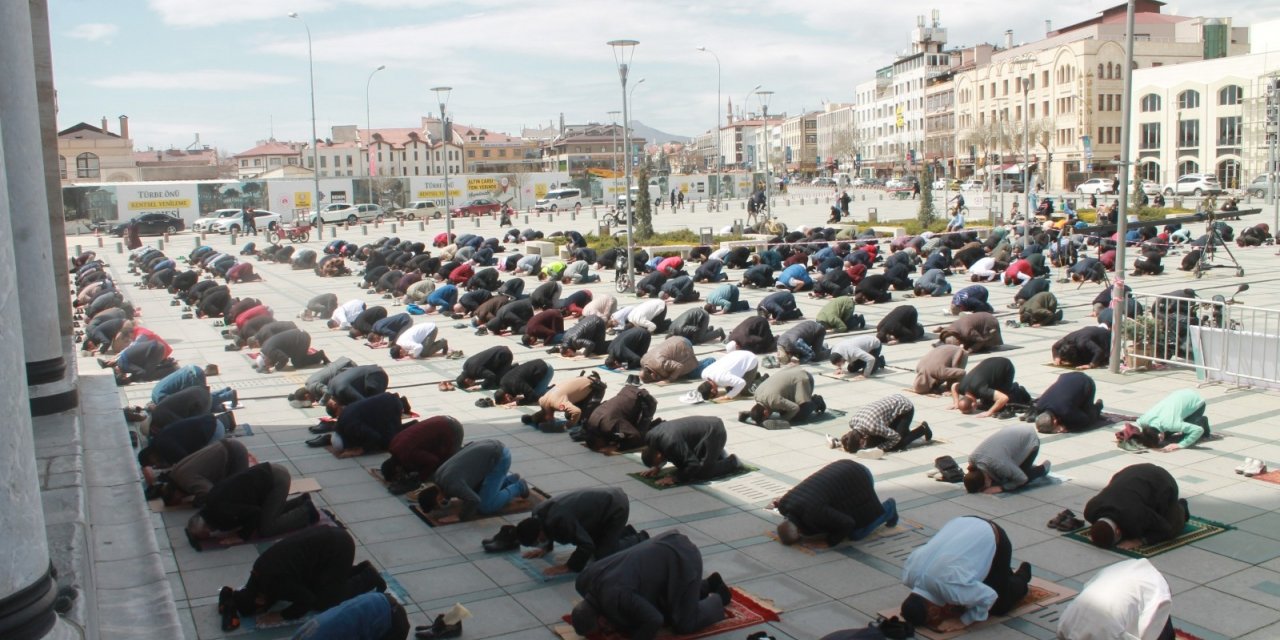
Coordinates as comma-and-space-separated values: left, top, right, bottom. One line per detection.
697, 46, 722, 207
1108, 0, 1137, 374
431, 86, 454, 241
288, 12, 321, 233
1015, 57, 1034, 250
608, 110, 620, 206
608, 39, 639, 292
365, 64, 385, 206
757, 90, 774, 210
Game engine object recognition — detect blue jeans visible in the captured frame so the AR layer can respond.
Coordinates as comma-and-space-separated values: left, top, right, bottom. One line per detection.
531, 365, 556, 399
211, 387, 236, 408
790, 339, 815, 363
477, 447, 522, 514
691, 357, 717, 379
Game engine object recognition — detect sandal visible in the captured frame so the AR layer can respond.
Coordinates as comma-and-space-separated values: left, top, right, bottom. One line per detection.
438, 381, 455, 392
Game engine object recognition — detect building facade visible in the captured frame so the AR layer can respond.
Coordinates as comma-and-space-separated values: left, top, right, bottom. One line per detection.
540, 123, 644, 175
233, 140, 304, 180
781, 111, 819, 177
815, 103, 854, 174
57, 117, 139, 184
1130, 50, 1279, 189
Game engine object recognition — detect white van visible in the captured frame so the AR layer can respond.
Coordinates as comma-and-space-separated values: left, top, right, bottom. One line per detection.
534, 188, 587, 212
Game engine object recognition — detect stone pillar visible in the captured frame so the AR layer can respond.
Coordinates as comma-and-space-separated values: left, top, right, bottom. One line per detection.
0, 122, 59, 640
0, 0, 72, 415
30, 0, 74, 343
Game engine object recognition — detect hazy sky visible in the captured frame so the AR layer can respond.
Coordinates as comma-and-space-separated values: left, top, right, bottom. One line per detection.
49, 0, 1279, 154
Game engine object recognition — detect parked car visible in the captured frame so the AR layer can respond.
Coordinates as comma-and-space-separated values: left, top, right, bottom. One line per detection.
310, 203, 383, 225
811, 177, 837, 187
1140, 180, 1162, 196
959, 179, 984, 192
210, 209, 282, 234
995, 180, 1024, 193
451, 197, 502, 217
534, 188, 588, 212
395, 200, 442, 219
1247, 174, 1275, 198
885, 178, 907, 190
192, 209, 242, 233
111, 213, 185, 236
931, 178, 961, 191
1075, 178, 1115, 195
1163, 174, 1223, 197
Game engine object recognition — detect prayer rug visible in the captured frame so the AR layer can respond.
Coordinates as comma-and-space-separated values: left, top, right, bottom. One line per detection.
877, 577, 1076, 640
1251, 469, 1280, 485
191, 507, 341, 552
1063, 516, 1233, 558
553, 588, 780, 640
628, 464, 758, 491
149, 477, 319, 513
1174, 629, 1205, 640
761, 517, 923, 555
504, 552, 578, 584
578, 441, 644, 456
408, 486, 550, 527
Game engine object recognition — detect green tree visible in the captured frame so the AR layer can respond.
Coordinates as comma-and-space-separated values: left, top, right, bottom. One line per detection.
635, 165, 654, 239
917, 164, 936, 227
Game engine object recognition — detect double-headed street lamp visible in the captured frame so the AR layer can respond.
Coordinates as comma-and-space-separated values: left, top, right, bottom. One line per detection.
365, 64, 385, 206
431, 86, 454, 240
608, 38, 639, 293
287, 12, 321, 232
697, 46, 722, 207
757, 89, 774, 211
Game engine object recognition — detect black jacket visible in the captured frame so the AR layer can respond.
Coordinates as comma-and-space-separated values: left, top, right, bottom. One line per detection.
574, 531, 710, 639
456, 346, 514, 389
530, 487, 630, 572
779, 460, 884, 545
1084, 463, 1183, 544
499, 359, 550, 402
336, 392, 404, 451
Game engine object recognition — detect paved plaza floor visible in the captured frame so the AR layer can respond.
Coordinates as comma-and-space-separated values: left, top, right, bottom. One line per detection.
72, 191, 1280, 639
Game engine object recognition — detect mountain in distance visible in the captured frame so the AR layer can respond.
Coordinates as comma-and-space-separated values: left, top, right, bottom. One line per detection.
628, 120, 690, 145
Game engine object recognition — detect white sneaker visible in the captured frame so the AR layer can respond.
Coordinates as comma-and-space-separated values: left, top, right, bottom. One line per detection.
826, 434, 840, 450
856, 448, 885, 460
1244, 459, 1267, 477
1235, 458, 1253, 474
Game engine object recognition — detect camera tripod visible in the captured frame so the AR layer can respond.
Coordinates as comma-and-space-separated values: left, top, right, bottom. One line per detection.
1192, 211, 1245, 279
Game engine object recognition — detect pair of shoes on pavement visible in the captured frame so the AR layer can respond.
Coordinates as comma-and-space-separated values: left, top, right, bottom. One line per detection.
482, 525, 518, 553
1236, 458, 1268, 477
415, 613, 462, 639
1048, 509, 1084, 531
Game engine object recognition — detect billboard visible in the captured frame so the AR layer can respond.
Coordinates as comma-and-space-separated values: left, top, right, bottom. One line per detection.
116, 183, 201, 223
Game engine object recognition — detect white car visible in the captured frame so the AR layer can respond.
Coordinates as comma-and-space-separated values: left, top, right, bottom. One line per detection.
310, 203, 384, 225
885, 178, 907, 189
811, 177, 837, 187
1163, 174, 1222, 197
209, 209, 282, 233
396, 200, 442, 219
1140, 180, 1161, 196
192, 209, 242, 233
959, 179, 984, 192
1075, 178, 1115, 195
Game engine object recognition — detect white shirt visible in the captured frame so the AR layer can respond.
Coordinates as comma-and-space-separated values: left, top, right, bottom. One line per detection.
832, 336, 881, 371
331, 299, 365, 329
583, 294, 617, 321
627, 300, 668, 333
1057, 559, 1172, 640
701, 351, 759, 398
395, 322, 438, 358
902, 516, 998, 625
970, 257, 997, 276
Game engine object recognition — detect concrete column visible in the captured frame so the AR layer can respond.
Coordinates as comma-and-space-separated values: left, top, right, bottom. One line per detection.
29, 0, 73, 341
0, 122, 59, 640
0, 0, 70, 413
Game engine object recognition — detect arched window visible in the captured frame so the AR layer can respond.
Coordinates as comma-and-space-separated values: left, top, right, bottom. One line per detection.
1217, 159, 1241, 189
1177, 160, 1199, 177
1097, 63, 1104, 78
75, 152, 100, 179
1140, 94, 1161, 112
58, 155, 66, 179
1139, 161, 1161, 183
1177, 90, 1200, 109
1218, 85, 1243, 106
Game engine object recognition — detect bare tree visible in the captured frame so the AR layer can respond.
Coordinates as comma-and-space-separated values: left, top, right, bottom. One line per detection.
829, 128, 863, 172
1028, 118, 1055, 191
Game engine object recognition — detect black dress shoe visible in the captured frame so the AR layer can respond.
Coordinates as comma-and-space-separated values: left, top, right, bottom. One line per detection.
415, 614, 462, 639
306, 433, 332, 448
308, 422, 334, 434
482, 525, 519, 553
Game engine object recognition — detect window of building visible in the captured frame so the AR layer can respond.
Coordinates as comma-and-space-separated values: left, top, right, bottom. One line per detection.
467, 150, 475, 158
288, 157, 297, 165
240, 159, 247, 167
1177, 90, 1200, 109
1218, 116, 1242, 146
347, 155, 353, 167
1097, 63, 1104, 78
319, 156, 327, 168
483, 150, 491, 158
1217, 159, 1241, 189
378, 152, 383, 162
1139, 161, 1160, 182
1140, 123, 1160, 149
1218, 85, 1243, 106
1140, 93, 1161, 112
269, 157, 280, 166
58, 155, 66, 179
253, 158, 262, 167
1178, 159, 1199, 176
1178, 119, 1200, 148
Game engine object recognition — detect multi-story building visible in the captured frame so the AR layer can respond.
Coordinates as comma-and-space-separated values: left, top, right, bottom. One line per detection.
540, 123, 644, 174
815, 103, 854, 175
953, 0, 1249, 191
57, 116, 140, 184
1130, 49, 1279, 189
720, 117, 782, 171
781, 111, 819, 177
133, 146, 226, 181
232, 140, 304, 180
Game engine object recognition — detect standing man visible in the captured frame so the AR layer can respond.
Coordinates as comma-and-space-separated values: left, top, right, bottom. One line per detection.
242, 206, 258, 235
839, 190, 852, 219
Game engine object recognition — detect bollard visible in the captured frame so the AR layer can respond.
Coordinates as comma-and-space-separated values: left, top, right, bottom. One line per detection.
800, 198, 805, 206
116, 242, 123, 254
692, 202, 697, 213
418, 221, 425, 232
374, 218, 380, 228
861, 194, 866, 201
164, 232, 170, 243
362, 225, 368, 236
193, 236, 199, 248
786, 198, 790, 207
74, 244, 81, 256
523, 215, 529, 224
157, 238, 164, 251
390, 223, 397, 233
230, 232, 237, 245
97, 236, 104, 248
879, 194, 884, 200
474, 216, 480, 228
571, 210, 576, 221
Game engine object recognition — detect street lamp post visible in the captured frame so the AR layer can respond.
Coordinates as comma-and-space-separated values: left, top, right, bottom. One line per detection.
608, 39, 639, 293
757, 90, 774, 211
288, 12, 321, 233
1109, 0, 1138, 374
608, 110, 620, 207
1015, 57, 1034, 250
431, 86, 453, 241
741, 84, 761, 171
365, 64, 385, 207
697, 47, 722, 208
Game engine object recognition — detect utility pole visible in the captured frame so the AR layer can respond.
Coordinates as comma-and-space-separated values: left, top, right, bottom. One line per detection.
1108, 0, 1137, 374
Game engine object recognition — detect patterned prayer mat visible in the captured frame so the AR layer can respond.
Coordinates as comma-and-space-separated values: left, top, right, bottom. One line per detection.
1063, 515, 1233, 558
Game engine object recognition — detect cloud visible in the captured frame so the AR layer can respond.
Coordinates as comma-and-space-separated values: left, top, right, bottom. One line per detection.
66, 23, 119, 42
146, 0, 463, 27
89, 70, 296, 90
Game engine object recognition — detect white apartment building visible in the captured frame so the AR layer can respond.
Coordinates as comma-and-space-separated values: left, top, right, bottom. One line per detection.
815, 103, 854, 174
781, 111, 819, 176
953, 0, 1248, 191
1131, 50, 1279, 189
